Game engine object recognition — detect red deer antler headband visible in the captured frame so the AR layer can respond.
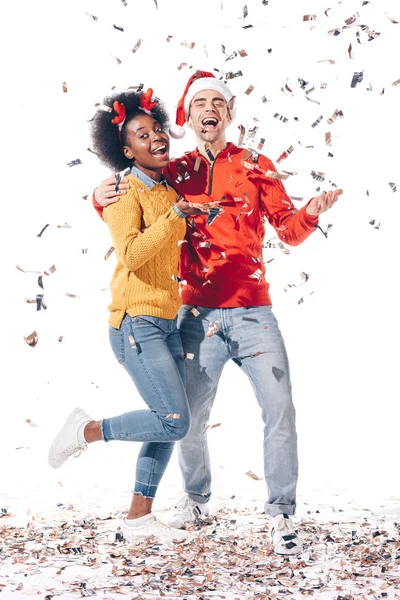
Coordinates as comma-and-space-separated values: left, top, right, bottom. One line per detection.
111, 88, 158, 142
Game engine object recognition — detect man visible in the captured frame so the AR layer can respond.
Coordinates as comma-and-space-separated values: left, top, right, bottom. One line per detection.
93, 70, 343, 555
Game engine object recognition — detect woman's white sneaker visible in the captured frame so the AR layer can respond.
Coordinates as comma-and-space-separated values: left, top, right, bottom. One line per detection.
48, 407, 92, 469
167, 495, 211, 529
121, 515, 190, 544
269, 513, 303, 555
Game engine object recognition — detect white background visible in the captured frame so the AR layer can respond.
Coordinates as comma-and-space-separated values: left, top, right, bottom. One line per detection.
1, 0, 400, 517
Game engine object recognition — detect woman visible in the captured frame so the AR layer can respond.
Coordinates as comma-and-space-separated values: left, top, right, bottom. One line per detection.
48, 88, 208, 544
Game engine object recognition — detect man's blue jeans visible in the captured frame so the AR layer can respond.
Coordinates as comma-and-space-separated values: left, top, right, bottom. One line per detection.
177, 305, 298, 517
103, 314, 190, 499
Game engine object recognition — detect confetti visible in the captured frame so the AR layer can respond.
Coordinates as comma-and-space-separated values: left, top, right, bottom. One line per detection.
172, 275, 187, 284
276, 145, 294, 163
311, 115, 323, 127
206, 206, 223, 226
25, 418, 37, 427
132, 39, 143, 53
104, 246, 115, 261
245, 84, 254, 95
389, 182, 397, 192
181, 40, 195, 49
113, 24, 124, 32
24, 331, 38, 347
37, 223, 50, 237
225, 70, 243, 80
265, 169, 289, 180
84, 11, 98, 21
190, 307, 200, 317
325, 132, 332, 145
385, 12, 399, 24
206, 321, 220, 337
369, 220, 381, 229
249, 268, 263, 282
274, 112, 289, 123
67, 159, 82, 167
95, 103, 112, 112
314, 223, 333, 237
327, 108, 344, 124
165, 414, 180, 419
184, 353, 194, 360
128, 335, 137, 350
350, 71, 364, 87
311, 170, 325, 182
245, 470, 263, 480
204, 142, 215, 162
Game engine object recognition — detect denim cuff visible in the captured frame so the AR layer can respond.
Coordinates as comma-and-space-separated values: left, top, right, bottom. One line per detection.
173, 204, 186, 218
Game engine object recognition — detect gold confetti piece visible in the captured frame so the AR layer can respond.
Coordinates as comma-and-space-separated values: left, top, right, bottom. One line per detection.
348, 43, 354, 59
238, 49, 248, 57
177, 62, 188, 70
111, 55, 122, 64
166, 413, 180, 419
245, 84, 254, 95
132, 38, 143, 53
237, 125, 246, 147
392, 79, 400, 86
87, 147, 100, 156
205, 422, 221, 431
95, 103, 112, 112
265, 169, 289, 180
24, 331, 38, 347
184, 352, 194, 360
62, 81, 67, 93
303, 14, 317, 21
25, 419, 37, 427
58, 335, 64, 343
245, 470, 263, 480
194, 155, 202, 171
325, 132, 332, 146
128, 334, 137, 350
190, 307, 200, 317
104, 246, 115, 261
344, 12, 360, 26
206, 321, 220, 337
181, 40, 195, 49
385, 11, 399, 24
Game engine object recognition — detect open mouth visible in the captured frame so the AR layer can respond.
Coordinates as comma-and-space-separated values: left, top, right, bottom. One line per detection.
151, 144, 168, 157
201, 117, 219, 129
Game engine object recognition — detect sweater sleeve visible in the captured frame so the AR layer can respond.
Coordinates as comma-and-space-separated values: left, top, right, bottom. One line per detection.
258, 158, 319, 246
93, 192, 104, 220
103, 185, 182, 272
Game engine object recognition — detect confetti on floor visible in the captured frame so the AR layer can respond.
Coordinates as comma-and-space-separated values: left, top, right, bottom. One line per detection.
1, 500, 399, 599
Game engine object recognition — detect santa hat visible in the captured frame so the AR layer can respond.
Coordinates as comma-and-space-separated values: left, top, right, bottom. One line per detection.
169, 70, 236, 139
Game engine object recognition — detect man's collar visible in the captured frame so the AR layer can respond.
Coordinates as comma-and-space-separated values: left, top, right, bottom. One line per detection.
130, 165, 169, 190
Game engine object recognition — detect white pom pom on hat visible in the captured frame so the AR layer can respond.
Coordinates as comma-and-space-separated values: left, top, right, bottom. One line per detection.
169, 70, 236, 139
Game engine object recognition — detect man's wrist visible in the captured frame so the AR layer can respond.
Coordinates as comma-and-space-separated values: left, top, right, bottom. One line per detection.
173, 204, 186, 218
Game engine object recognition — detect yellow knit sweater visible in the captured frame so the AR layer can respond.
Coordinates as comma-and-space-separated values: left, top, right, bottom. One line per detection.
103, 175, 186, 328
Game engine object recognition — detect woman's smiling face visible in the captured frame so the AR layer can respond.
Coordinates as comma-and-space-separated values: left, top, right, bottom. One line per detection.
122, 113, 170, 176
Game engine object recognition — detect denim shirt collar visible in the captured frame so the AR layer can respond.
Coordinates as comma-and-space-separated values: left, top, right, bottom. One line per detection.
130, 165, 168, 190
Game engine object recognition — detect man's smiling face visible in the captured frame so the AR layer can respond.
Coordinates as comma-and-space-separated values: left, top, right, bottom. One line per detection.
188, 89, 233, 143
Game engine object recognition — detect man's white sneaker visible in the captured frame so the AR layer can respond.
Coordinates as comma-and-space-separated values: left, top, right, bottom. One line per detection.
269, 513, 303, 555
48, 407, 92, 469
167, 495, 211, 529
121, 515, 190, 544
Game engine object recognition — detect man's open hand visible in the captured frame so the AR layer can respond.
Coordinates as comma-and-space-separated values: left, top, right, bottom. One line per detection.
94, 174, 130, 206
306, 189, 343, 216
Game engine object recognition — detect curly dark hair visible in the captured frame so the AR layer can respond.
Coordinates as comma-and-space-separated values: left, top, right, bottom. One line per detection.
90, 89, 170, 172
